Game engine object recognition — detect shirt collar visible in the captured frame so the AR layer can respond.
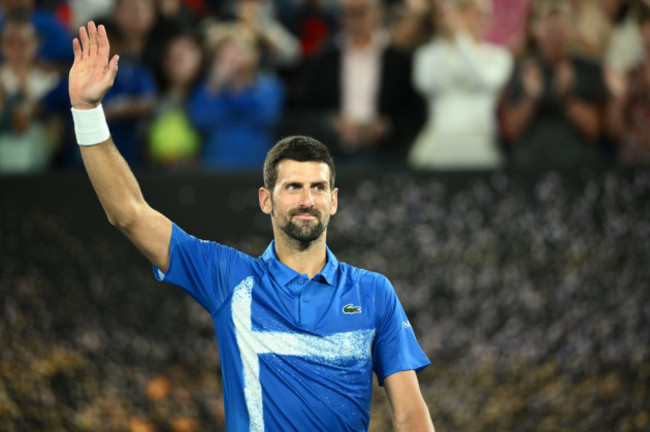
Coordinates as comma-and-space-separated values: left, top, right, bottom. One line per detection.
261, 240, 339, 287
337, 29, 390, 53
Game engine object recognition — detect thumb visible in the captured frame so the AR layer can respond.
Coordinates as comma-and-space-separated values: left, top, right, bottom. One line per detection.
101, 54, 119, 87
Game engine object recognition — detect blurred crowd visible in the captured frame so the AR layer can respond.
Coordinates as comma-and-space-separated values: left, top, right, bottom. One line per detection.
2, 169, 648, 431
3, 0, 650, 174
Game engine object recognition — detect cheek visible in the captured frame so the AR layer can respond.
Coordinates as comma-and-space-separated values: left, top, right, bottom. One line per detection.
329, 200, 338, 215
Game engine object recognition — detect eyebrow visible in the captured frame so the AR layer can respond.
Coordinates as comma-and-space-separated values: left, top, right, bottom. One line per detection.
285, 181, 329, 188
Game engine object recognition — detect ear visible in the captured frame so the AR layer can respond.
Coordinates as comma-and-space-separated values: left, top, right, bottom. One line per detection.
259, 187, 272, 215
330, 187, 339, 216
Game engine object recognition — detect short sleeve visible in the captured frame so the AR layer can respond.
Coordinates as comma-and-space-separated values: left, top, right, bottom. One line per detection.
372, 275, 430, 386
153, 223, 245, 314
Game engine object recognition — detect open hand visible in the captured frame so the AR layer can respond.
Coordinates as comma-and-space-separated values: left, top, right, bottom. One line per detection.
554, 60, 575, 99
68, 22, 119, 110
522, 60, 543, 100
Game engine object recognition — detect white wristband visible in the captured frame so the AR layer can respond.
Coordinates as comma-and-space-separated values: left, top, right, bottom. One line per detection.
71, 104, 111, 146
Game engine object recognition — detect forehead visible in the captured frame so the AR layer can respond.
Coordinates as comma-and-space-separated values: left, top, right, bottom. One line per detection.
274, 160, 331, 186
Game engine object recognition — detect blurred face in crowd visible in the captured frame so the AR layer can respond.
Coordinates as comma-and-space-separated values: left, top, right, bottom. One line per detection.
458, 0, 492, 41
340, 0, 381, 42
216, 36, 259, 77
1, 22, 38, 68
163, 36, 202, 88
114, 0, 156, 37
261, 160, 338, 246
1, 0, 35, 13
156, 0, 183, 17
535, 11, 573, 63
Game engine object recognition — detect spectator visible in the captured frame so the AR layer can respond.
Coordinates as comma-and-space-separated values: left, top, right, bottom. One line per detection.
234, 0, 302, 69
566, 0, 627, 61
0, 0, 74, 66
148, 33, 202, 167
389, 0, 438, 51
148, 0, 200, 88
68, 0, 115, 29
500, 3, 610, 171
408, 0, 512, 170
605, 4, 650, 165
604, 0, 647, 73
304, 0, 424, 165
0, 16, 60, 174
100, 20, 157, 167
188, 23, 285, 170
289, 0, 339, 58
110, 0, 157, 69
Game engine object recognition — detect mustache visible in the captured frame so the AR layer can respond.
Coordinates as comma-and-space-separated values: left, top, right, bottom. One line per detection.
289, 207, 320, 217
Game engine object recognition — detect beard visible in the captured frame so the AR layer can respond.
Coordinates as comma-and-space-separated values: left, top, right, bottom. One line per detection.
279, 207, 328, 245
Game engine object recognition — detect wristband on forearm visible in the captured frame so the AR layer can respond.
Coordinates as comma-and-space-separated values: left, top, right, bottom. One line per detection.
71, 104, 110, 146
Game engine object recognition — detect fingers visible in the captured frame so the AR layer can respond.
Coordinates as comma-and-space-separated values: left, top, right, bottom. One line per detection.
79, 25, 90, 58
72, 38, 81, 62
78, 22, 103, 59
97, 24, 110, 60
101, 54, 120, 88
88, 21, 99, 56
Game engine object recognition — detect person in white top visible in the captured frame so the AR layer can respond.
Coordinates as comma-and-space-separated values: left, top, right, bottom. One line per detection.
408, 0, 512, 170
0, 17, 60, 173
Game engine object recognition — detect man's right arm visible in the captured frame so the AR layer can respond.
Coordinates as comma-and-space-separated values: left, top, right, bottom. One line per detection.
70, 22, 172, 272
80, 140, 172, 272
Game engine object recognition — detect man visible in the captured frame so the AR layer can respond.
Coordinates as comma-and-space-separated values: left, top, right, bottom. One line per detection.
303, 0, 424, 165
69, 22, 434, 431
500, 3, 609, 171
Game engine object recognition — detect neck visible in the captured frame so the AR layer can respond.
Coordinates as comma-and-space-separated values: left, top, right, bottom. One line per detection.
349, 32, 373, 49
273, 230, 328, 279
9, 63, 31, 75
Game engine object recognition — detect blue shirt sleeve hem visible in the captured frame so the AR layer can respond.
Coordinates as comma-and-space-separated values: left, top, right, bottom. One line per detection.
376, 360, 431, 387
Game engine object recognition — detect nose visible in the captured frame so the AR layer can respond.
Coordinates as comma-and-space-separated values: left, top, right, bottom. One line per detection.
299, 188, 314, 207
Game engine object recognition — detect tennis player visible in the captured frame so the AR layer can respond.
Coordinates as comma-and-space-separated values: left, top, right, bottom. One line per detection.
69, 21, 435, 432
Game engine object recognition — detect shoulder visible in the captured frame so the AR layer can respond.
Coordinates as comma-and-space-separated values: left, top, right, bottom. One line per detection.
171, 224, 259, 266
257, 74, 285, 90
481, 41, 510, 54
384, 43, 411, 60
414, 39, 446, 61
313, 37, 341, 60
337, 261, 394, 292
572, 55, 603, 74
483, 42, 513, 61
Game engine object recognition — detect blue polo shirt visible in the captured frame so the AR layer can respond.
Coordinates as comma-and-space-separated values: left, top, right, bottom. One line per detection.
155, 223, 430, 432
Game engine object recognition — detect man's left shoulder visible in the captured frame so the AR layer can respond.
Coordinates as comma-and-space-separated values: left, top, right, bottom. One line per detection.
337, 262, 393, 291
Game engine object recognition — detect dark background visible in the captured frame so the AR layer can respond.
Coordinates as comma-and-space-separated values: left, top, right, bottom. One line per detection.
1, 166, 649, 431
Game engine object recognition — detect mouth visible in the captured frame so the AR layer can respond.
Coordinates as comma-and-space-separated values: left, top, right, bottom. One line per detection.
290, 208, 320, 220
292, 213, 317, 220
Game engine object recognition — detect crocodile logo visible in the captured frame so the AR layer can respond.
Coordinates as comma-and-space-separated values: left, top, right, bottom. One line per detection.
343, 304, 361, 314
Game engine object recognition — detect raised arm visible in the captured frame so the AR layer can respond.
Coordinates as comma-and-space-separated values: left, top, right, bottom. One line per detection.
69, 22, 172, 272
384, 370, 435, 432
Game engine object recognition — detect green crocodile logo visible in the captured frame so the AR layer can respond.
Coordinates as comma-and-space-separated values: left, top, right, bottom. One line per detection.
343, 304, 361, 314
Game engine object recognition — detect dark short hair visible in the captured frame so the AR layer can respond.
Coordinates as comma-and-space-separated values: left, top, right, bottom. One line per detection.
263, 136, 336, 190
1, 13, 36, 38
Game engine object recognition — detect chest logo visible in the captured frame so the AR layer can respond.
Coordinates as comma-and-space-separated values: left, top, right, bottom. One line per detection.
342, 304, 362, 314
